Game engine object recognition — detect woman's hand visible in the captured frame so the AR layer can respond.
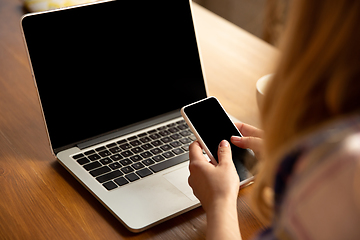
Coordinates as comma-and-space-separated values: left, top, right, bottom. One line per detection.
188, 140, 241, 240
231, 123, 264, 161
187, 123, 262, 240
188, 140, 240, 211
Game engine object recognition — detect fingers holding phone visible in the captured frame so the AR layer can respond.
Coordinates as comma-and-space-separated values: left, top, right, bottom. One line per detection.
188, 140, 240, 212
181, 96, 257, 184
235, 122, 263, 138
232, 123, 263, 161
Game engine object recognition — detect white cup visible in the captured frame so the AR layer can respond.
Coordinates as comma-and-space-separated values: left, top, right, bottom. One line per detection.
256, 74, 273, 109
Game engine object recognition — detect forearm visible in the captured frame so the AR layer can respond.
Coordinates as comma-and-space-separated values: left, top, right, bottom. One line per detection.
205, 198, 242, 240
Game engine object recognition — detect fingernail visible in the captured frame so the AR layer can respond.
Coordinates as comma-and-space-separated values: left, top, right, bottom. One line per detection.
231, 136, 242, 142
219, 140, 229, 147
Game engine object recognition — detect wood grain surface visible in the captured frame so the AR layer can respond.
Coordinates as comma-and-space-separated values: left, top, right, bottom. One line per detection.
0, 0, 278, 239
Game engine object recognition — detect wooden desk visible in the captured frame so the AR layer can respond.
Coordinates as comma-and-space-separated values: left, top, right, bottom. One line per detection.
0, 1, 278, 239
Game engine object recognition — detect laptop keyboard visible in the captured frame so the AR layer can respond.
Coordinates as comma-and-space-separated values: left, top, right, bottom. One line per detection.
71, 120, 195, 191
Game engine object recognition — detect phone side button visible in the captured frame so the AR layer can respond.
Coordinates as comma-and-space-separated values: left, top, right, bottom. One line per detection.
149, 154, 189, 173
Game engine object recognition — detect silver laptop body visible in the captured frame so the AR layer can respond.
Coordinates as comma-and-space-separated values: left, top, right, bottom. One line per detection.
21, 0, 207, 232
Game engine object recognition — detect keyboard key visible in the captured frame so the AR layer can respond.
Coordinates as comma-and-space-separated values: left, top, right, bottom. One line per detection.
77, 157, 90, 165
120, 159, 132, 166
95, 146, 106, 152
106, 143, 117, 148
96, 170, 123, 183
157, 126, 167, 131
114, 177, 129, 186
142, 143, 153, 150
119, 143, 132, 150
125, 173, 140, 182
137, 133, 147, 138
137, 168, 153, 178
150, 153, 189, 173
163, 151, 175, 158
90, 166, 111, 177
168, 127, 179, 133
170, 141, 182, 148
142, 159, 155, 166
100, 157, 112, 165
127, 136, 137, 141
173, 148, 185, 155
176, 120, 186, 124
140, 136, 151, 143
131, 146, 143, 154
180, 130, 191, 136
189, 135, 197, 141
130, 155, 143, 162
140, 151, 153, 159
177, 124, 188, 130
109, 146, 121, 154
130, 140, 141, 146
117, 139, 127, 145
131, 162, 145, 170
159, 130, 170, 136
147, 129, 157, 134
149, 133, 161, 140
109, 162, 122, 170
83, 161, 101, 171
182, 144, 190, 151
161, 137, 172, 143
98, 150, 111, 157
160, 144, 172, 151
151, 140, 163, 147
180, 138, 192, 144
110, 154, 123, 161
152, 155, 165, 162
84, 150, 96, 155
88, 154, 101, 161
150, 148, 162, 155
121, 166, 134, 174
103, 181, 118, 190
73, 153, 85, 159
166, 123, 176, 128
170, 133, 182, 140
121, 150, 133, 158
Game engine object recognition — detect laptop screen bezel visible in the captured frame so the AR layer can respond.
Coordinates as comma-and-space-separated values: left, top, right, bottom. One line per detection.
21, 0, 208, 155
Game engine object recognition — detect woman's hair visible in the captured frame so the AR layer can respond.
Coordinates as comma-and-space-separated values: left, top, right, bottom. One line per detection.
252, 0, 360, 224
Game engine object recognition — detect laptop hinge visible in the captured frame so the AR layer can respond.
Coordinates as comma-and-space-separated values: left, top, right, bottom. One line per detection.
77, 110, 182, 150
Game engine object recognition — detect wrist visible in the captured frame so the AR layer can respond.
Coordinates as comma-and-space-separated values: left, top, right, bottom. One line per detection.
206, 195, 238, 216
205, 196, 241, 240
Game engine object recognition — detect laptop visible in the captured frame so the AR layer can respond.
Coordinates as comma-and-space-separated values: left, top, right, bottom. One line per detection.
21, 0, 208, 232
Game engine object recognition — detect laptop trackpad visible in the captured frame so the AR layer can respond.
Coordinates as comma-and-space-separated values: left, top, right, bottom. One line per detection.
163, 166, 198, 201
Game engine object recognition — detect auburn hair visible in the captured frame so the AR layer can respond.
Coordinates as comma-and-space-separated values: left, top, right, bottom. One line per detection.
252, 0, 360, 224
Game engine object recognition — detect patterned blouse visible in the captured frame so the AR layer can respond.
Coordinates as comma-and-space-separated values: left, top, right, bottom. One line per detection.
256, 115, 360, 240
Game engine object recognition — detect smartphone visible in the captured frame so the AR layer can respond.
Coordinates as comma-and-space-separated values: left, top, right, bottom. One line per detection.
181, 96, 257, 184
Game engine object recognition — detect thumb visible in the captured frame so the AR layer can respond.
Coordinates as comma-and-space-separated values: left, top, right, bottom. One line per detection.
217, 140, 232, 165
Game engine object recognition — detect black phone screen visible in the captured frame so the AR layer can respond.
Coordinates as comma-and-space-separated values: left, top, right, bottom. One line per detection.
183, 97, 255, 181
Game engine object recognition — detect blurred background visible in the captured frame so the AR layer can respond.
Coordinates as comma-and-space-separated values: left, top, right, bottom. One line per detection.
193, 0, 265, 38
24, 0, 288, 46
193, 0, 288, 46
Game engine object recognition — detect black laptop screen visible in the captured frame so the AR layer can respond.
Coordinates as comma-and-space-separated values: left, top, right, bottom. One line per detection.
22, 0, 207, 151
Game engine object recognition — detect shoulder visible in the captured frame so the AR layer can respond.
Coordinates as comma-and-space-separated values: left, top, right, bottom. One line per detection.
276, 131, 360, 240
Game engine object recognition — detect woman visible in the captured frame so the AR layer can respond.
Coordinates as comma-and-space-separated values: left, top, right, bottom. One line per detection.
188, 0, 360, 239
